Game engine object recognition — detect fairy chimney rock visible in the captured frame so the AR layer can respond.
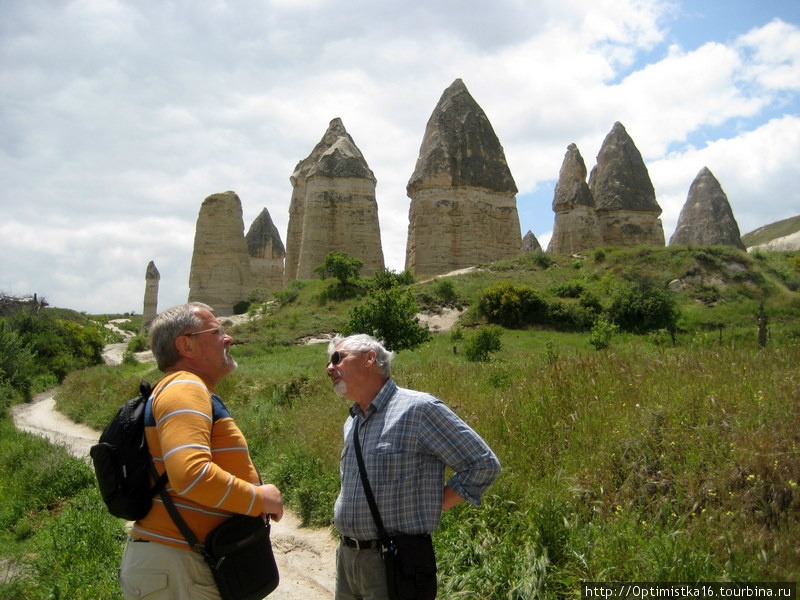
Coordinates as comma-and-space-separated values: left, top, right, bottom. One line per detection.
188, 191, 252, 316
292, 124, 384, 280
246, 207, 286, 291
141, 261, 160, 332
547, 143, 603, 254
589, 122, 665, 247
521, 230, 542, 253
406, 78, 522, 277
669, 167, 745, 250
285, 118, 353, 283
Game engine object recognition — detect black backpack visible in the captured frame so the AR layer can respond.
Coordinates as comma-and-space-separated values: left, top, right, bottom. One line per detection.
89, 380, 168, 520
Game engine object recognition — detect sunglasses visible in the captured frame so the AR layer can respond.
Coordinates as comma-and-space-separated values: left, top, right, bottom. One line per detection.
328, 350, 349, 366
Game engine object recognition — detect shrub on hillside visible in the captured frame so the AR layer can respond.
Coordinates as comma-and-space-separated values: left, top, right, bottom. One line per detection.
608, 279, 679, 334
0, 321, 36, 401
343, 285, 430, 352
8, 311, 104, 382
479, 282, 547, 328
463, 325, 502, 362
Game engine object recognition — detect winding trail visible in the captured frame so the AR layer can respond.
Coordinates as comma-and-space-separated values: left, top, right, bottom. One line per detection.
11, 326, 338, 599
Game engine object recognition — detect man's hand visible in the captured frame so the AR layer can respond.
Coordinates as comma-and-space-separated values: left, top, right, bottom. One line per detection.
258, 483, 284, 522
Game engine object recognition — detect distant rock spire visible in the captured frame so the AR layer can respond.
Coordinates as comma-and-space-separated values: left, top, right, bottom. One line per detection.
284, 118, 354, 283
288, 119, 384, 280
246, 207, 285, 291
405, 78, 521, 277
407, 78, 518, 195
548, 143, 602, 254
521, 230, 542, 253
141, 260, 159, 332
188, 191, 252, 316
669, 167, 745, 250
589, 122, 665, 247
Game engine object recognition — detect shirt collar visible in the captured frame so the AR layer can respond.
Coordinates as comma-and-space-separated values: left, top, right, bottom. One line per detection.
348, 378, 396, 420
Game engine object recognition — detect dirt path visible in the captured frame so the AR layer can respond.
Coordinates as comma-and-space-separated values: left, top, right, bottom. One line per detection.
11, 390, 337, 599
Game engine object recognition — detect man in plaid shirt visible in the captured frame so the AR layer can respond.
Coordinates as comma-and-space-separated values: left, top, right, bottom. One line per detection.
327, 333, 501, 600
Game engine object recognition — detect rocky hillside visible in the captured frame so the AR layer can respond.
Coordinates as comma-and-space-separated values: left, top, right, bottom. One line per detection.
742, 215, 800, 251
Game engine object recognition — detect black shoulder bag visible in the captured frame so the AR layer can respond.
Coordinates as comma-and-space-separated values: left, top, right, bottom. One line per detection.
352, 420, 437, 600
148, 458, 279, 600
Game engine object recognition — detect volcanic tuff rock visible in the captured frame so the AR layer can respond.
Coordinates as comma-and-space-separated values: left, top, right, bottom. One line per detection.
589, 122, 665, 247
284, 118, 353, 283
669, 167, 745, 250
547, 143, 603, 254
246, 207, 286, 291
521, 230, 542, 253
188, 191, 252, 316
405, 78, 521, 277
294, 134, 384, 278
141, 261, 159, 332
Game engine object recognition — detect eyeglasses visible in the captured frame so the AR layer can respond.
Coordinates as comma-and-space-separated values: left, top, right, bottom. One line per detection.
184, 326, 224, 337
328, 350, 349, 366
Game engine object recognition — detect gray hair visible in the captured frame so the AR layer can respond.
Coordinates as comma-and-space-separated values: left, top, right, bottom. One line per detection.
149, 302, 212, 371
328, 333, 395, 378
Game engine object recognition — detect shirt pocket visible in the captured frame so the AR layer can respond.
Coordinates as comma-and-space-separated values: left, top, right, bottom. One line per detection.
370, 441, 417, 485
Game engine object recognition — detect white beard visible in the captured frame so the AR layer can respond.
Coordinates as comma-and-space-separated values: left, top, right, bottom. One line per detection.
333, 379, 348, 397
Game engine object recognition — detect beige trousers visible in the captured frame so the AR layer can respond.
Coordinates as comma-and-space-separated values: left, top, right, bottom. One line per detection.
118, 538, 222, 600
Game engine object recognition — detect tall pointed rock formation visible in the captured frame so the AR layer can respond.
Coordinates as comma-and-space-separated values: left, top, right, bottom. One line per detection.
405, 78, 522, 277
589, 122, 665, 247
547, 143, 603, 254
521, 230, 542, 253
285, 118, 353, 283
294, 133, 384, 279
246, 207, 285, 291
188, 191, 252, 315
140, 261, 159, 333
669, 167, 745, 249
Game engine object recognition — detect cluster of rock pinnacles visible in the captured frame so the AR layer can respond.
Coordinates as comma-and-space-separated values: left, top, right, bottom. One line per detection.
142, 78, 745, 319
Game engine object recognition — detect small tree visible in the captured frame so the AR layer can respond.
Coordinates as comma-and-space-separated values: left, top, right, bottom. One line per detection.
464, 326, 503, 362
343, 285, 430, 352
607, 279, 679, 334
314, 252, 364, 286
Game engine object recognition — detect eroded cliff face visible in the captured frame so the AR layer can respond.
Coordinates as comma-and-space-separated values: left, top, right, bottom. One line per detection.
589, 122, 665, 247
188, 191, 252, 316
548, 143, 603, 254
405, 78, 521, 277
669, 167, 745, 250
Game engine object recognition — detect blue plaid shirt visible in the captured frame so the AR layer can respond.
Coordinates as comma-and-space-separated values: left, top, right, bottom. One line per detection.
333, 379, 501, 540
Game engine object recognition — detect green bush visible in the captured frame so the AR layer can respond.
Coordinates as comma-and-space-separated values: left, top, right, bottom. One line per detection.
8, 311, 104, 383
433, 278, 458, 303
343, 285, 430, 352
588, 317, 619, 350
463, 326, 503, 362
550, 280, 586, 298
479, 282, 547, 328
545, 300, 598, 331
0, 320, 36, 400
126, 335, 148, 353
608, 279, 679, 334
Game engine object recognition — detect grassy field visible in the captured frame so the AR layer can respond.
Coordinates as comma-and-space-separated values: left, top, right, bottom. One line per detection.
2, 246, 798, 598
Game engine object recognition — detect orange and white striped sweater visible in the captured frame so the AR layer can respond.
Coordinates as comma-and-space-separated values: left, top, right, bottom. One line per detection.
130, 371, 262, 550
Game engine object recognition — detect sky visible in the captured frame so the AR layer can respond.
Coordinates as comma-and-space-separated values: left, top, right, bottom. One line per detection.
1, 0, 798, 315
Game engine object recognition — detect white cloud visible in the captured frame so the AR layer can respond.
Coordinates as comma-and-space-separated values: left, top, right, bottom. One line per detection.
0, 1, 797, 313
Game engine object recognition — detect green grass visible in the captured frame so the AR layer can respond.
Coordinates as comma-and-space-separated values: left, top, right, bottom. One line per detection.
2, 246, 799, 598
